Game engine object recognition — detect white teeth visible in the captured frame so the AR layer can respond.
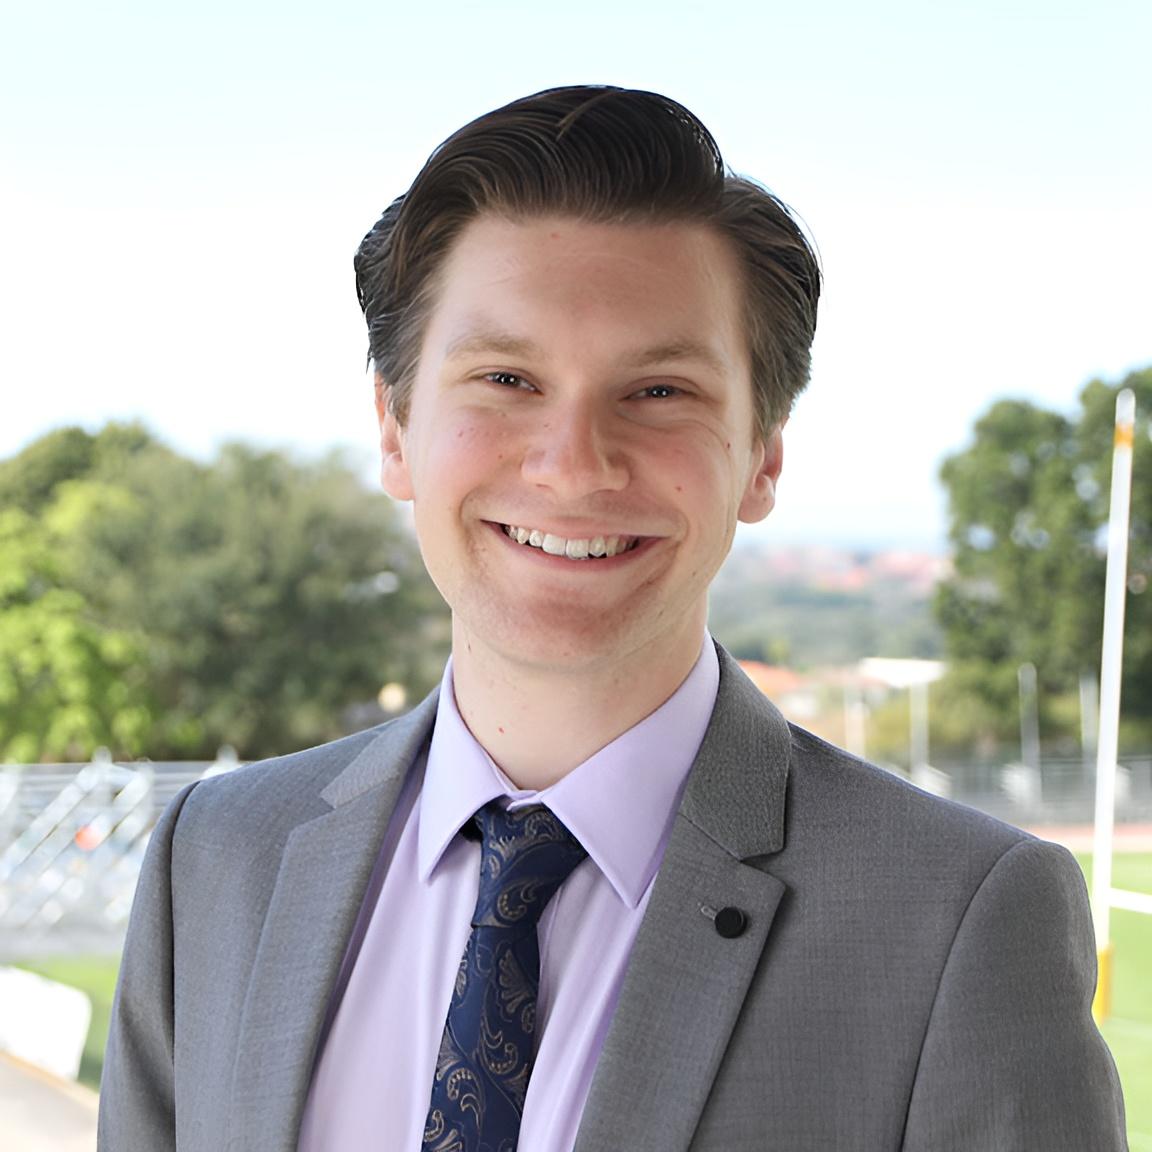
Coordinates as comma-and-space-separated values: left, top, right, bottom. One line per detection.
503, 524, 635, 559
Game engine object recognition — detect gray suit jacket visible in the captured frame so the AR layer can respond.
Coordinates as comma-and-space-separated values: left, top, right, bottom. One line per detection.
99, 648, 1127, 1150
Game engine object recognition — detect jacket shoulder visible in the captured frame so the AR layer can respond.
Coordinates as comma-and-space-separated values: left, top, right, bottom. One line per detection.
782, 721, 1035, 870
169, 697, 435, 848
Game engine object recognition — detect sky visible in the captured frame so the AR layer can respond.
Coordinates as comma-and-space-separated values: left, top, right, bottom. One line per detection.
2, 0, 1149, 549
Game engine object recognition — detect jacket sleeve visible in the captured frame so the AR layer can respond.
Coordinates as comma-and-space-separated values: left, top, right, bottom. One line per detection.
902, 837, 1128, 1150
97, 782, 198, 1152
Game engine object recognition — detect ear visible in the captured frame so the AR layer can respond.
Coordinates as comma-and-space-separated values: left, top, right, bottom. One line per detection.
737, 424, 784, 524
375, 375, 413, 501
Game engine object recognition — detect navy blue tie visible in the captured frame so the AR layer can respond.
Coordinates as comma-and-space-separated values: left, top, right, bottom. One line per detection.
421, 802, 587, 1152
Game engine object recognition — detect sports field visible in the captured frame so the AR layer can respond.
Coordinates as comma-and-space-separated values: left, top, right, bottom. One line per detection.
1076, 851, 1152, 1151
17, 852, 1152, 1145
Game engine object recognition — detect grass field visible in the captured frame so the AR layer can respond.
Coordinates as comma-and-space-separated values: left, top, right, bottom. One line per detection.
16, 852, 1152, 1144
1076, 851, 1152, 1151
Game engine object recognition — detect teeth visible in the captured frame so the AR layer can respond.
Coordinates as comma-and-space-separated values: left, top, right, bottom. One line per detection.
503, 525, 635, 559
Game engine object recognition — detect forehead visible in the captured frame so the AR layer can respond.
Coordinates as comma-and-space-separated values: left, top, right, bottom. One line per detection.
420, 214, 750, 364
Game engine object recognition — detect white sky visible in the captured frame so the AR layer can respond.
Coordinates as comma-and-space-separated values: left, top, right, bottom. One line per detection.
2, 0, 1149, 548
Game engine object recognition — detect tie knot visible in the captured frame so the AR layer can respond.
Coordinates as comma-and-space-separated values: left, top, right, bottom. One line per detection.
471, 802, 587, 930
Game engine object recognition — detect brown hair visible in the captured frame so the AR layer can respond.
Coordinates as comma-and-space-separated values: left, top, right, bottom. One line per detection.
354, 85, 820, 437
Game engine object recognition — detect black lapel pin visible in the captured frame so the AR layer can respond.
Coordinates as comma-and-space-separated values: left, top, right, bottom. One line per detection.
699, 903, 748, 939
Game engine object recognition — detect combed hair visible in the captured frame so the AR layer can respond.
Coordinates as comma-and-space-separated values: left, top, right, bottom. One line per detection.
354, 85, 820, 435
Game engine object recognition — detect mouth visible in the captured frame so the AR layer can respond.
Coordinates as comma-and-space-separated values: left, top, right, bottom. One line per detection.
500, 524, 642, 560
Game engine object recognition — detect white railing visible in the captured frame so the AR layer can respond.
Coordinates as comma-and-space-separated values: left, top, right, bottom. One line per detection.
0, 750, 238, 950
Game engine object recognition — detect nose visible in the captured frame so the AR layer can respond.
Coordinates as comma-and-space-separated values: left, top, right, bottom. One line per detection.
520, 401, 629, 497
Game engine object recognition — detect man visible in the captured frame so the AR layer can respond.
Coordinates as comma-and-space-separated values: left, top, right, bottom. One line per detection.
99, 87, 1127, 1150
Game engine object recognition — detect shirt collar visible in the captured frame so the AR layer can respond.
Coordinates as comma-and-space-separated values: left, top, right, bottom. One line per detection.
417, 639, 719, 909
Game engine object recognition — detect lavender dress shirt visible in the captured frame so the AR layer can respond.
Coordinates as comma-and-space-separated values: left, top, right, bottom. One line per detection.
297, 640, 719, 1152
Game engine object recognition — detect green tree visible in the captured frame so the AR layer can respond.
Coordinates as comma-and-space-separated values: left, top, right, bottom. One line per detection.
1075, 369, 1152, 717
936, 366, 1152, 751
0, 492, 155, 762
0, 425, 449, 761
0, 422, 156, 513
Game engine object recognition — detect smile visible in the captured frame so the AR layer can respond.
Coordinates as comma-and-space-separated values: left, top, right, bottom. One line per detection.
501, 524, 640, 560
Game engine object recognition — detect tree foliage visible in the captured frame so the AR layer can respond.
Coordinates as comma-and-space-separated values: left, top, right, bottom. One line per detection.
0, 498, 153, 763
0, 424, 449, 762
936, 365, 1152, 749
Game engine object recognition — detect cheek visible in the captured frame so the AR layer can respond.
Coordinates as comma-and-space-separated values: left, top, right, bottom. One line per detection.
408, 412, 518, 507
660, 439, 744, 505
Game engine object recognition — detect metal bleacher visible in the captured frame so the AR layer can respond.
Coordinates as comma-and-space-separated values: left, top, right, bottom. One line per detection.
0, 751, 237, 956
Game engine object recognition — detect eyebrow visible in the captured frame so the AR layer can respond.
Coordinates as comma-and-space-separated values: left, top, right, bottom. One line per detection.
624, 340, 727, 375
444, 326, 728, 376
444, 328, 540, 362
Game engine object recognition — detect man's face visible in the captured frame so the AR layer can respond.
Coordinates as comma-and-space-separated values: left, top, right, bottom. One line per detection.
377, 214, 781, 678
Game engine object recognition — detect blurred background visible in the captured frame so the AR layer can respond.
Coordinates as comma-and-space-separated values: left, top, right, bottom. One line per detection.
1, 0, 1149, 1147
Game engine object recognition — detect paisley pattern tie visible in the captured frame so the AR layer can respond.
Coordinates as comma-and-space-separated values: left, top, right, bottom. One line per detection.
422, 802, 587, 1152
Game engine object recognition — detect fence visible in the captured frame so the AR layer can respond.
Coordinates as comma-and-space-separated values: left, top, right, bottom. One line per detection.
909, 755, 1152, 826
0, 750, 238, 957
1, 749, 1149, 958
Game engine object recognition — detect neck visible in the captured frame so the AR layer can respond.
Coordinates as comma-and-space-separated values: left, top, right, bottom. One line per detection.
450, 626, 707, 791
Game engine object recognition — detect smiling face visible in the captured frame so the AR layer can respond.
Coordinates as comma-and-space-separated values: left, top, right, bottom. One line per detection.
378, 214, 782, 685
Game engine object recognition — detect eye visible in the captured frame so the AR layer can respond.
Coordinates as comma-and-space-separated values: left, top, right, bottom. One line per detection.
634, 383, 683, 400
485, 371, 532, 390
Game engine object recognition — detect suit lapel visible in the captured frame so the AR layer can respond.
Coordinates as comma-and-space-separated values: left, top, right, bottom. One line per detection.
576, 649, 792, 1152
225, 693, 438, 1152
